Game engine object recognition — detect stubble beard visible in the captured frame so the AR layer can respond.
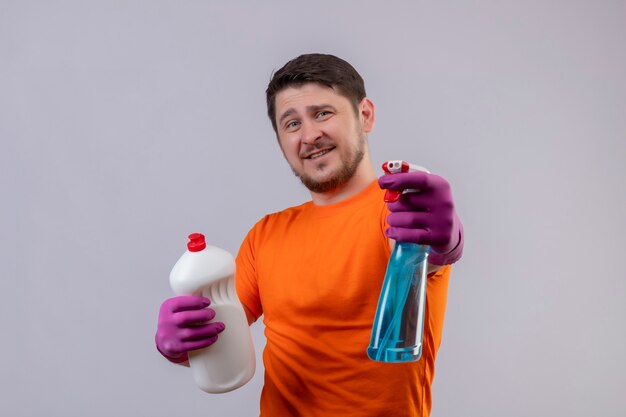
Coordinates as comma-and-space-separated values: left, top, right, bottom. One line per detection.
292, 133, 366, 194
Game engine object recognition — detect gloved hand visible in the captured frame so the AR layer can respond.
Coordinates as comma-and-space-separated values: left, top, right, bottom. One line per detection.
378, 171, 464, 265
155, 295, 225, 363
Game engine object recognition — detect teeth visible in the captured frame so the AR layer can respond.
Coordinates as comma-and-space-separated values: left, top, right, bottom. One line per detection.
309, 149, 331, 159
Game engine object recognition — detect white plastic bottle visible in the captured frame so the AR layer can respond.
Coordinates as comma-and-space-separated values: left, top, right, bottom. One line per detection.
169, 233, 255, 393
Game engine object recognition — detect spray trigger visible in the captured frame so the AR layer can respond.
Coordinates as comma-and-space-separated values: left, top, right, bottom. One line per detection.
381, 160, 430, 203
384, 190, 402, 202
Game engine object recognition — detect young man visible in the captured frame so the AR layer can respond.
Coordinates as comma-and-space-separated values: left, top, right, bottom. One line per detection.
156, 54, 464, 416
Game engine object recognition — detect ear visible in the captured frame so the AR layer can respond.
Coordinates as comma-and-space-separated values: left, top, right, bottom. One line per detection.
359, 97, 375, 133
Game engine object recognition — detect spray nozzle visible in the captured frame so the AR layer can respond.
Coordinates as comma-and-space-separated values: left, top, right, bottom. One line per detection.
382, 160, 430, 202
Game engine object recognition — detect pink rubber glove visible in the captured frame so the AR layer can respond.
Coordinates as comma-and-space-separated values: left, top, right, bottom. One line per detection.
155, 295, 225, 363
378, 171, 464, 265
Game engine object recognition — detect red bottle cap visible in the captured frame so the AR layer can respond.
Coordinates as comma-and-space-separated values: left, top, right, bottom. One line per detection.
187, 233, 206, 252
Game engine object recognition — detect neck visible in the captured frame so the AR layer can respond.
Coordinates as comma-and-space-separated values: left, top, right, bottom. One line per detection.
310, 158, 377, 206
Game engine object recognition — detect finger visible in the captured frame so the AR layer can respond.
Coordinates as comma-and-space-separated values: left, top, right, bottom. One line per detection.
387, 226, 452, 248
386, 227, 430, 245
172, 308, 216, 327
386, 193, 431, 212
181, 336, 220, 352
387, 212, 431, 229
378, 171, 431, 191
388, 192, 454, 214
180, 322, 226, 342
164, 296, 211, 313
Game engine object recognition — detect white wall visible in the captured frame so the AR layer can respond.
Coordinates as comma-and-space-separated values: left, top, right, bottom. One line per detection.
2, 1, 624, 416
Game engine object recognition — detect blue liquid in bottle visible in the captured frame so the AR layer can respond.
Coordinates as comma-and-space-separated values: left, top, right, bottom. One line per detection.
367, 242, 429, 363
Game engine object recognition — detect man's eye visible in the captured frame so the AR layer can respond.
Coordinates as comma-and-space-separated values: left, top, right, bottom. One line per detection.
286, 121, 299, 130
316, 111, 331, 119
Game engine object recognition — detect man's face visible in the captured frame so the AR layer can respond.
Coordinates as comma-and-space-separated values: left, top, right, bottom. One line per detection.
274, 83, 374, 193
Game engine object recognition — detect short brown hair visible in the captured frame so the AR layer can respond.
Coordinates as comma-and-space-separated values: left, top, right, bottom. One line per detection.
266, 53, 367, 132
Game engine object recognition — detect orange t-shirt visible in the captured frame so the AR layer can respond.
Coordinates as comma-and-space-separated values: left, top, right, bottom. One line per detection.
236, 181, 451, 417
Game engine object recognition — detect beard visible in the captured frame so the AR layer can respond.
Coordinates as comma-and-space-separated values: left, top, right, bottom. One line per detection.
291, 133, 366, 194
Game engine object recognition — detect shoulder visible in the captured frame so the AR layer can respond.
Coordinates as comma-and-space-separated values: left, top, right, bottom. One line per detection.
246, 202, 310, 238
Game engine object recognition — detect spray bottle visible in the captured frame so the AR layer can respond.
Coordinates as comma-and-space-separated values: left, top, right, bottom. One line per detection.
169, 233, 255, 393
367, 160, 430, 363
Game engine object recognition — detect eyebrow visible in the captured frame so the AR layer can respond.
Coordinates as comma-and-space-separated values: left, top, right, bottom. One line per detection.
278, 104, 337, 126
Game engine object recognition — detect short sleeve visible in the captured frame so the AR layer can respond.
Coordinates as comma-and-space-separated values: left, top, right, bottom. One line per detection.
235, 224, 263, 324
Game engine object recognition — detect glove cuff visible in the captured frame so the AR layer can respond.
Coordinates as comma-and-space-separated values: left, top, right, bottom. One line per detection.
429, 221, 464, 266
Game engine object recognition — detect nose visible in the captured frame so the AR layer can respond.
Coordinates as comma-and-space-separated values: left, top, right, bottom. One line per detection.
300, 120, 322, 145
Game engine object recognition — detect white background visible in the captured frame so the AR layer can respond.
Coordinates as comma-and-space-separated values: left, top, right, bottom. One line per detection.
2, 1, 625, 416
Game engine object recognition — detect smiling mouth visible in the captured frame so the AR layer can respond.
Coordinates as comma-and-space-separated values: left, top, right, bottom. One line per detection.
305, 147, 335, 160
